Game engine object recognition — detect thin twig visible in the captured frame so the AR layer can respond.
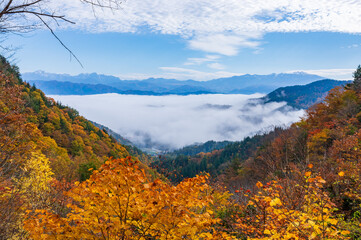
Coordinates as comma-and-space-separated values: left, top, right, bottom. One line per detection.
36, 15, 83, 68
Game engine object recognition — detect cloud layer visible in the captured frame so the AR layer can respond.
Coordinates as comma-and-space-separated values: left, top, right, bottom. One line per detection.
51, 94, 305, 150
48, 0, 361, 55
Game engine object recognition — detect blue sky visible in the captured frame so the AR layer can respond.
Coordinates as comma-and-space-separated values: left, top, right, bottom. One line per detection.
5, 0, 361, 80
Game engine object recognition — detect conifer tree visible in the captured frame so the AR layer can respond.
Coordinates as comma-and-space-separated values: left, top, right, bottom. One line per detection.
352, 65, 361, 91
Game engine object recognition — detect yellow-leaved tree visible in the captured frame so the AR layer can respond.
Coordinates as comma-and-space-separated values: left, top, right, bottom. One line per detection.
25, 157, 231, 239
16, 151, 54, 209
236, 169, 350, 239
1, 150, 54, 239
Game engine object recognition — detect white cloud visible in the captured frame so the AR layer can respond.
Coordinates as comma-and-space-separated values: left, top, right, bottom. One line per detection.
207, 63, 225, 70
188, 34, 261, 56
50, 93, 305, 150
47, 0, 361, 55
347, 44, 360, 49
184, 55, 220, 66
288, 68, 355, 80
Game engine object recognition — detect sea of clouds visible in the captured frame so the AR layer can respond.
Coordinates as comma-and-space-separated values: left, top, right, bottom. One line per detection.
50, 94, 305, 151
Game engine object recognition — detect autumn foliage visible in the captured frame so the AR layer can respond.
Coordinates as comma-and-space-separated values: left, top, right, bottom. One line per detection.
3, 55, 361, 239
25, 157, 227, 239
0, 56, 131, 238
236, 170, 350, 239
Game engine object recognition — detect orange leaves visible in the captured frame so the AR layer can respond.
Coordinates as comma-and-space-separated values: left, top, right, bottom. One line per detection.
25, 157, 222, 239
236, 175, 349, 240
256, 181, 263, 188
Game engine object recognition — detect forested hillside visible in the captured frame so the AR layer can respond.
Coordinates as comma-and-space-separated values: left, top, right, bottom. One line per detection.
262, 79, 351, 109
3, 55, 361, 239
152, 129, 286, 183
170, 140, 232, 156
0, 56, 133, 181
0, 56, 155, 238
91, 121, 153, 164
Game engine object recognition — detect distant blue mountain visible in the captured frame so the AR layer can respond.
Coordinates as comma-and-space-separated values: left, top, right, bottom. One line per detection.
29, 80, 122, 95
261, 79, 352, 109
23, 71, 327, 95
23, 71, 120, 84
28, 80, 216, 96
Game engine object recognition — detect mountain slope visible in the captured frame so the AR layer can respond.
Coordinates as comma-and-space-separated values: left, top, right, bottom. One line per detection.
169, 140, 232, 156
0, 57, 141, 182
262, 79, 351, 109
153, 128, 285, 182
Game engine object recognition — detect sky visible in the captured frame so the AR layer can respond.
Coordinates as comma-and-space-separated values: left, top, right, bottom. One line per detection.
5, 0, 361, 80
50, 93, 305, 150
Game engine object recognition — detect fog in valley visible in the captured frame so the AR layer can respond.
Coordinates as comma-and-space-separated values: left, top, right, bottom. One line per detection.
51, 94, 305, 151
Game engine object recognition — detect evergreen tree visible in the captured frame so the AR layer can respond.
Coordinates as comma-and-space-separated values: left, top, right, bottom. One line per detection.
352, 65, 361, 91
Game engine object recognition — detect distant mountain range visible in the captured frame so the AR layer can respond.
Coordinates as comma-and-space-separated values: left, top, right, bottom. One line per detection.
22, 71, 351, 154
22, 71, 328, 95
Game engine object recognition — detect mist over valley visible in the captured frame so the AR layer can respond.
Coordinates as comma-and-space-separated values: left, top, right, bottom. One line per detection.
50, 93, 305, 151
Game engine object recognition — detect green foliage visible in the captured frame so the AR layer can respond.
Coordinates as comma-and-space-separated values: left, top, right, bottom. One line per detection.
153, 127, 285, 182
172, 140, 231, 156
78, 162, 97, 181
354, 65, 361, 81
351, 65, 361, 91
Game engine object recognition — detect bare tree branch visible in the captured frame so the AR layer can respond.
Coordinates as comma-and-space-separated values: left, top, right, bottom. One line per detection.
81, 0, 124, 9
0, 0, 125, 66
36, 15, 83, 68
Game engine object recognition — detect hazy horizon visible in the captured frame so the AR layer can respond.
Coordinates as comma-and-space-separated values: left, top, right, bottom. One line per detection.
22, 69, 353, 82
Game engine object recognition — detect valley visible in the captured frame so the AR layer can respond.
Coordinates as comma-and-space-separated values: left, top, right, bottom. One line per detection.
1, 0, 360, 238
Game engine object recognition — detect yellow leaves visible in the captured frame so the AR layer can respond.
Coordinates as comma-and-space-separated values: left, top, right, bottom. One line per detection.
338, 171, 345, 177
26, 157, 220, 239
308, 220, 316, 227
207, 209, 214, 215
310, 232, 318, 239
15, 151, 54, 206
270, 198, 282, 207
328, 218, 338, 225
237, 172, 350, 240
